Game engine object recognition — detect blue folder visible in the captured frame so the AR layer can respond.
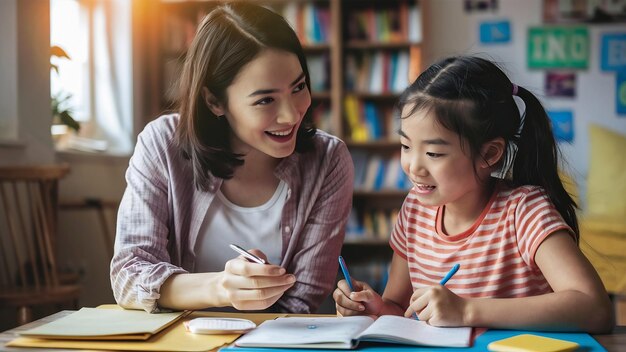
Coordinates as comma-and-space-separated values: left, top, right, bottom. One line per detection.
220, 329, 606, 351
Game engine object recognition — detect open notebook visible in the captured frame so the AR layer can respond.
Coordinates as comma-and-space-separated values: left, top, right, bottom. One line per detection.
235, 315, 473, 349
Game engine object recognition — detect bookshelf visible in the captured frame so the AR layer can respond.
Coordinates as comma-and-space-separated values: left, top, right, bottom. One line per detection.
340, 0, 424, 286
136, 0, 426, 294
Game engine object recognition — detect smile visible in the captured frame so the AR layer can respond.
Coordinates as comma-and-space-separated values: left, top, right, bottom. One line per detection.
266, 127, 294, 137
413, 182, 436, 193
265, 126, 296, 143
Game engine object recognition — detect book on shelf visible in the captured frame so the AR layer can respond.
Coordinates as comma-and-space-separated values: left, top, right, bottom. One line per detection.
382, 152, 412, 189
354, 153, 410, 191
369, 53, 384, 94
282, 2, 330, 45
345, 207, 400, 241
393, 51, 410, 92
408, 3, 422, 43
375, 209, 390, 238
304, 4, 318, 44
234, 315, 473, 349
346, 206, 400, 241
362, 211, 375, 239
346, 206, 364, 236
344, 98, 403, 142
345, 2, 421, 43
362, 155, 385, 190
307, 53, 329, 92
345, 51, 410, 95
343, 95, 368, 141
363, 102, 383, 140
351, 149, 369, 188
355, 54, 372, 92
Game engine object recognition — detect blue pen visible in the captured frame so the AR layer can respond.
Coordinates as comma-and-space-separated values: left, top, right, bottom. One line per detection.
338, 256, 354, 291
412, 264, 461, 320
439, 263, 460, 286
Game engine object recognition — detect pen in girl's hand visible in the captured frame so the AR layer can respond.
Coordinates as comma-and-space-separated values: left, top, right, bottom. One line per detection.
439, 263, 460, 286
412, 264, 461, 320
229, 244, 267, 264
338, 256, 354, 291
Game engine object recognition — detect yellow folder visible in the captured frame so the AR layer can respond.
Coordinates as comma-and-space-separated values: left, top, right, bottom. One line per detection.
18, 307, 187, 340
7, 307, 285, 352
488, 334, 579, 352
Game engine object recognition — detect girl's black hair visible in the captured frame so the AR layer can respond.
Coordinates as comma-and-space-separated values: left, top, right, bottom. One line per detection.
174, 2, 316, 190
398, 56, 579, 240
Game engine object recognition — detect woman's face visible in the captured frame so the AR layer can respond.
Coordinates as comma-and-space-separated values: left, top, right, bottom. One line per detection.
222, 49, 311, 159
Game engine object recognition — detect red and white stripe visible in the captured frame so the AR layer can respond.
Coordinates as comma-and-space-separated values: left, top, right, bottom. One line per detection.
390, 185, 573, 299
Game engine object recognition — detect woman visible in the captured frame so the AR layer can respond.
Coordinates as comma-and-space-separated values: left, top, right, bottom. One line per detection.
111, 2, 353, 314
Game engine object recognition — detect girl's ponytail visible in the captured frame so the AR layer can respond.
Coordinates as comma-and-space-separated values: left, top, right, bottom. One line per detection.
399, 56, 579, 241
512, 86, 579, 241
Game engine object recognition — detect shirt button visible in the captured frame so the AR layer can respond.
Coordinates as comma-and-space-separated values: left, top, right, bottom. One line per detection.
284, 226, 291, 233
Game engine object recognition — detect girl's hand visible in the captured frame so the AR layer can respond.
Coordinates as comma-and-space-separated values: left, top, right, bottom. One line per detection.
404, 285, 468, 327
220, 249, 296, 310
333, 279, 383, 317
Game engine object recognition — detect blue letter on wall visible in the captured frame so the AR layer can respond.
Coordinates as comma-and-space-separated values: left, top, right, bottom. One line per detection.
548, 110, 574, 142
601, 33, 626, 72
480, 21, 511, 44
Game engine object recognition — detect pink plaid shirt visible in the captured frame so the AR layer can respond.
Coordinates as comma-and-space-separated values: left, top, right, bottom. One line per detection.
110, 114, 353, 313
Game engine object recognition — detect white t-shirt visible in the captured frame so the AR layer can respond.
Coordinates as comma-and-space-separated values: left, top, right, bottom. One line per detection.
194, 180, 287, 273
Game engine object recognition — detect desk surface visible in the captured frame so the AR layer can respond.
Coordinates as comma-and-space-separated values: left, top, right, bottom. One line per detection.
1, 311, 625, 352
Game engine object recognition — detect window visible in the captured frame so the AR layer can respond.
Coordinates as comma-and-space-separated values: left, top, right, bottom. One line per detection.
50, 0, 133, 155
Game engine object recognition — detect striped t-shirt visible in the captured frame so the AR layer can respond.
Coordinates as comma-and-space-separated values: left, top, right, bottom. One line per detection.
390, 184, 573, 298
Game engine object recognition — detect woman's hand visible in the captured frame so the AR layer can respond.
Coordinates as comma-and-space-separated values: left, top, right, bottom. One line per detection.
333, 279, 383, 318
404, 285, 468, 327
220, 249, 296, 310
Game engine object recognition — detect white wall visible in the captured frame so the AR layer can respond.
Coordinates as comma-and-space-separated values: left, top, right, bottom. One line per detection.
56, 153, 129, 308
424, 0, 626, 208
0, 0, 55, 164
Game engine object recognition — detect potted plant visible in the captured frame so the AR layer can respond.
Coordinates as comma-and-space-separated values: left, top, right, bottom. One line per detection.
51, 45, 80, 134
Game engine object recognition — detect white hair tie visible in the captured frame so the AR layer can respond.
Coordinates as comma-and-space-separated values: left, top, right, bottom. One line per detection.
491, 87, 526, 180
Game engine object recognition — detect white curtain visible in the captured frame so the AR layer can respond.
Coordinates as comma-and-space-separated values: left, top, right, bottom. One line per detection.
90, 0, 133, 154
51, 0, 133, 154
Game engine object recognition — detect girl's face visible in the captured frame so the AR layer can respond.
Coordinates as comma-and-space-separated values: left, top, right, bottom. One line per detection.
399, 106, 486, 209
222, 49, 311, 159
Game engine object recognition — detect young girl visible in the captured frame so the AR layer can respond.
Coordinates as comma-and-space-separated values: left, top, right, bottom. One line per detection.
111, 3, 353, 314
333, 56, 613, 333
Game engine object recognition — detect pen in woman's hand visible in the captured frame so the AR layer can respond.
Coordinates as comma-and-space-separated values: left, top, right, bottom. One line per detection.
229, 244, 267, 264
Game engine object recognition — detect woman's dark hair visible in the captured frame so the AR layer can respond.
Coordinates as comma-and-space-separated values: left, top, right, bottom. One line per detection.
174, 2, 316, 189
398, 56, 579, 240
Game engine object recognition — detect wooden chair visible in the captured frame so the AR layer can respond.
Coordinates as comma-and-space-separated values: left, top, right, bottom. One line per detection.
0, 164, 80, 326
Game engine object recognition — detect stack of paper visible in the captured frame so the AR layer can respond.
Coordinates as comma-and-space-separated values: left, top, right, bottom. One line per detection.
18, 307, 185, 340
6, 307, 257, 352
